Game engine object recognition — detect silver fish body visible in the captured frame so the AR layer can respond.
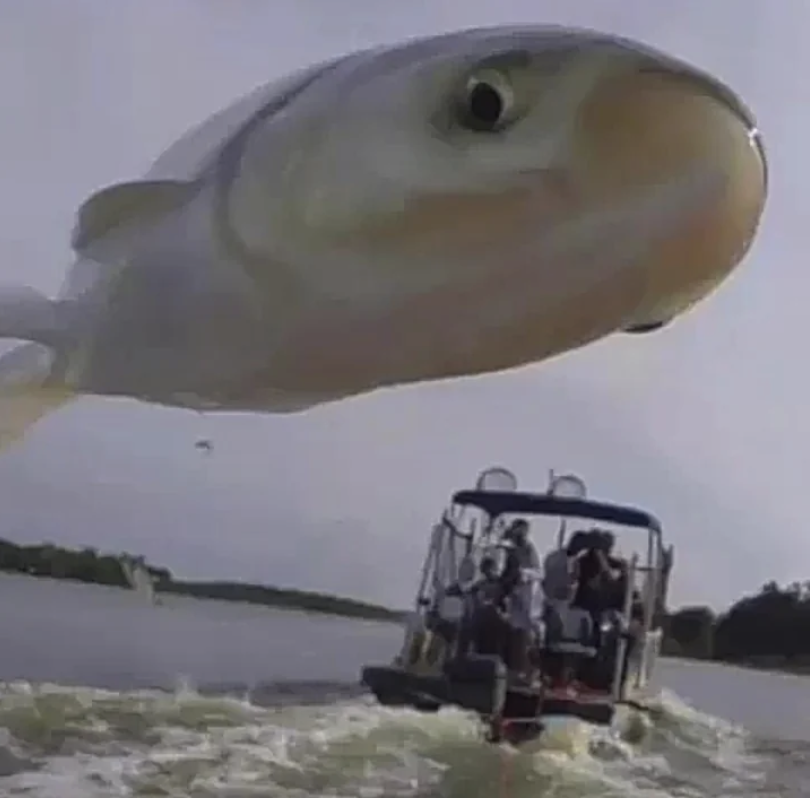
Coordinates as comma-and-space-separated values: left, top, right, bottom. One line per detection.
0, 25, 767, 444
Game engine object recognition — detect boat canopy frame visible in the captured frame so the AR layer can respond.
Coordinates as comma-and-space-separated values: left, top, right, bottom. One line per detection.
449, 489, 665, 598
451, 490, 662, 535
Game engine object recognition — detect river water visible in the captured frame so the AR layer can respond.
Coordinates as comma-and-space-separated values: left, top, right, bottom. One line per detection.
0, 573, 806, 797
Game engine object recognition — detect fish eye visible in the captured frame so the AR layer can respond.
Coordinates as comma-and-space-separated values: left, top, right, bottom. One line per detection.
456, 69, 517, 133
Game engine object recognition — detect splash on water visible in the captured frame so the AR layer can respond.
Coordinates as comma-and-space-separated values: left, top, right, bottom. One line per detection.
0, 680, 783, 798
118, 557, 158, 606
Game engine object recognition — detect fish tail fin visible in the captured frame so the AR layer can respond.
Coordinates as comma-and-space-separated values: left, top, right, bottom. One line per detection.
0, 341, 75, 451
0, 285, 75, 450
0, 285, 63, 346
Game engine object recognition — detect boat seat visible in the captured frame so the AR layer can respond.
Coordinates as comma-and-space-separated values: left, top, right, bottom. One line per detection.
542, 603, 597, 658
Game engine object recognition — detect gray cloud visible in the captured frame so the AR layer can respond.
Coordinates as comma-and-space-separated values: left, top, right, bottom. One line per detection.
0, 0, 803, 610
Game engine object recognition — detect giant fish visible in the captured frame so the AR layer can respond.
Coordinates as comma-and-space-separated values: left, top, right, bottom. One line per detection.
0, 25, 767, 447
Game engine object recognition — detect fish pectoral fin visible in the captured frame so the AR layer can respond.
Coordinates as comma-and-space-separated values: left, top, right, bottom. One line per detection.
623, 319, 669, 334
0, 342, 75, 451
71, 179, 195, 258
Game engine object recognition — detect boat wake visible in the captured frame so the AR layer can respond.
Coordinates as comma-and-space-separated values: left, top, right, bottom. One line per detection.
0, 679, 783, 798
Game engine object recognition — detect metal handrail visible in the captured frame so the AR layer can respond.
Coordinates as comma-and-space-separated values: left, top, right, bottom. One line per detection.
612, 553, 638, 701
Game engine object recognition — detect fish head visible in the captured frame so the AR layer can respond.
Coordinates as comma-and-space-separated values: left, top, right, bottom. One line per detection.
226, 26, 767, 389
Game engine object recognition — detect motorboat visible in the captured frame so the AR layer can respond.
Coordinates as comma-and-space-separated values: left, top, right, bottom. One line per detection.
361, 468, 673, 745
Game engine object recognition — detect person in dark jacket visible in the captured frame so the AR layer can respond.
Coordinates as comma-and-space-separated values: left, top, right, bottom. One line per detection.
469, 556, 509, 656
573, 529, 623, 616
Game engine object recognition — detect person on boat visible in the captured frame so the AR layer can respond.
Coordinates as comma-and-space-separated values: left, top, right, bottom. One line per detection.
567, 529, 591, 558
573, 532, 638, 692
470, 555, 504, 608
603, 544, 633, 613
538, 530, 600, 689
465, 555, 510, 657
572, 529, 623, 618
500, 518, 541, 677
540, 530, 591, 649
541, 531, 585, 604
601, 530, 627, 576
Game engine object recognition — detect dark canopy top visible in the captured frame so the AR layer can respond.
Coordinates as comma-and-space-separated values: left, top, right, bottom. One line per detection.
452, 490, 662, 533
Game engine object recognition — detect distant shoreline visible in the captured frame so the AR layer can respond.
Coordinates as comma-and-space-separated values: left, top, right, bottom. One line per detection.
724, 656, 810, 677
6, 539, 807, 675
0, 538, 405, 624
663, 582, 810, 678
661, 649, 810, 677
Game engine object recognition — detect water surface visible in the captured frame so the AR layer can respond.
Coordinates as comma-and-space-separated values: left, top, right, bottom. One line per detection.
0, 573, 805, 797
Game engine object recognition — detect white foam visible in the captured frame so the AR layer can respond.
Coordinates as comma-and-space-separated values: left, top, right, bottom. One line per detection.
0, 682, 774, 797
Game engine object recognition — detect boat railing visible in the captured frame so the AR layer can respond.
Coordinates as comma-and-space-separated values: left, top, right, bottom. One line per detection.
624, 558, 667, 692
610, 553, 637, 700
632, 627, 663, 689
400, 514, 473, 664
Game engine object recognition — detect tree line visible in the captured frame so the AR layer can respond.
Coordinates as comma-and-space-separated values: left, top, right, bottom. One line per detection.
0, 537, 402, 622
662, 580, 810, 671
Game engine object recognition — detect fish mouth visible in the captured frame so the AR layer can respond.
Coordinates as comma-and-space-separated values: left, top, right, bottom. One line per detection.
462, 66, 769, 348
565, 65, 767, 324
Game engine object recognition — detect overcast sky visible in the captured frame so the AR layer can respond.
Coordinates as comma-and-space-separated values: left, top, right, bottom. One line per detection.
0, 1, 804, 610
